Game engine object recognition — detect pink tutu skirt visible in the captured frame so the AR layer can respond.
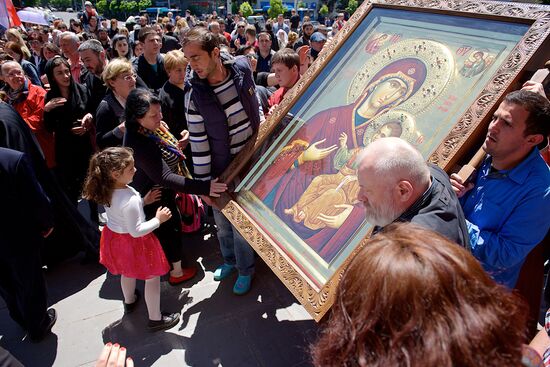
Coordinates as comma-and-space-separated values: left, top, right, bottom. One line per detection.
100, 226, 169, 280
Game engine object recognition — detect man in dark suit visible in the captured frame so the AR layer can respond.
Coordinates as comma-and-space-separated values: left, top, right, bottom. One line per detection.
0, 102, 100, 265
0, 147, 56, 342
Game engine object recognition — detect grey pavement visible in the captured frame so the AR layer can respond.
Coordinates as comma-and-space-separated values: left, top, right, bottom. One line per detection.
0, 222, 318, 366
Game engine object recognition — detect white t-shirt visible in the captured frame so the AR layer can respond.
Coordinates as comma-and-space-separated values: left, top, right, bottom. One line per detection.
105, 186, 160, 238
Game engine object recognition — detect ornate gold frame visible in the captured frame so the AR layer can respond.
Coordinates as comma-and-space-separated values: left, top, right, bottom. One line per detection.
218, 0, 550, 321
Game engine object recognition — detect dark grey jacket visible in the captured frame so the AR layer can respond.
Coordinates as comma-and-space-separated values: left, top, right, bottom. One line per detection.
375, 164, 470, 249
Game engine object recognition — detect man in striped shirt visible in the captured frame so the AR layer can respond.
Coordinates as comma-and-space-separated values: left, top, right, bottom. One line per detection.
182, 27, 264, 296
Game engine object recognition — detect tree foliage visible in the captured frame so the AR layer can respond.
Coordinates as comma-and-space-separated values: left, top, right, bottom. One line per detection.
239, 1, 253, 18
268, 0, 285, 19
95, 0, 108, 14
109, 0, 120, 13
120, 0, 138, 15
319, 4, 329, 15
297, 1, 306, 8
47, 0, 71, 8
138, 0, 152, 10
345, 0, 358, 15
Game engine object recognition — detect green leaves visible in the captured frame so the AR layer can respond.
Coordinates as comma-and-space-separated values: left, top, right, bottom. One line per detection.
268, 0, 284, 19
240, 1, 253, 18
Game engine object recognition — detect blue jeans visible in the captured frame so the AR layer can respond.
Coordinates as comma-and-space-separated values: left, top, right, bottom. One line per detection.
213, 208, 255, 276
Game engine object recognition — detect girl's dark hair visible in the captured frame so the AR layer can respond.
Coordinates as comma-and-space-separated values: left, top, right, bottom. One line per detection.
311, 222, 529, 367
124, 88, 161, 133
44, 56, 73, 98
111, 34, 133, 60
82, 147, 134, 206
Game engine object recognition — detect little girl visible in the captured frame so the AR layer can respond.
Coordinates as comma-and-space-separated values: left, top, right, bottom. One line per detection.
83, 147, 180, 332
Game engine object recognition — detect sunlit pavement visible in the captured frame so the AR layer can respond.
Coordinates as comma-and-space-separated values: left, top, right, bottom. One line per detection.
0, 220, 317, 366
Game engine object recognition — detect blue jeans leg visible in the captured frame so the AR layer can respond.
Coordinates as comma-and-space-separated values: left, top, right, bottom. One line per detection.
213, 208, 255, 276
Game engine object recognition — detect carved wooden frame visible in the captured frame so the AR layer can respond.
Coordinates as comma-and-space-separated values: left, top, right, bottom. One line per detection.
218, 0, 550, 321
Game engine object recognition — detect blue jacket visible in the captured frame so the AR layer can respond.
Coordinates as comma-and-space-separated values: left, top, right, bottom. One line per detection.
184, 54, 260, 177
461, 148, 550, 288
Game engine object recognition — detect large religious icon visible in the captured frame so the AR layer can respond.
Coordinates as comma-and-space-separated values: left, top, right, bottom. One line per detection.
219, 1, 550, 321
249, 40, 453, 264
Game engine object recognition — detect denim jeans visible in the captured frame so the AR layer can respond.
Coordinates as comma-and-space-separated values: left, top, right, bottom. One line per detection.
213, 208, 255, 276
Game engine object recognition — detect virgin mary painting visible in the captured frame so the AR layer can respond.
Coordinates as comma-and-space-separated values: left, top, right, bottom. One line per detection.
249, 57, 429, 262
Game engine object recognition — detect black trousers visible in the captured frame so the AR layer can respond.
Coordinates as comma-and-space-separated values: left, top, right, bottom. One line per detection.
144, 188, 183, 264
0, 247, 49, 337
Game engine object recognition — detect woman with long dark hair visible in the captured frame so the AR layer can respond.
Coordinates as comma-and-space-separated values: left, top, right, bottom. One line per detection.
123, 89, 227, 285
110, 34, 133, 60
312, 222, 540, 367
43, 56, 94, 205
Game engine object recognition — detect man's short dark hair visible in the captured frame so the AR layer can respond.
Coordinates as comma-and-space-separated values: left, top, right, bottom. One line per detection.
504, 90, 550, 138
272, 49, 300, 70
258, 32, 271, 41
165, 23, 174, 32
181, 27, 219, 54
302, 21, 313, 29
78, 39, 103, 54
138, 26, 157, 43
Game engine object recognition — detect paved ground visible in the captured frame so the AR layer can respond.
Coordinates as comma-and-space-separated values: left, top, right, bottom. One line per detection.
0, 221, 318, 367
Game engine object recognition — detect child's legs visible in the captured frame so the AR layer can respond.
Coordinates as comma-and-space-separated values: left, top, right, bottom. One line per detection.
144, 277, 161, 321
120, 276, 136, 304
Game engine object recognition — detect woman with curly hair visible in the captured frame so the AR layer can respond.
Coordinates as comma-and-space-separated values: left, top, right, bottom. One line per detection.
312, 222, 540, 367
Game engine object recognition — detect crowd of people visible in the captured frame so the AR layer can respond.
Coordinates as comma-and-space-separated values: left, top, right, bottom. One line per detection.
0, 2, 550, 366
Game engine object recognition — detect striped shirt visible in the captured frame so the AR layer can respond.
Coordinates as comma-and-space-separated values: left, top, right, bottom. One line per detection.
186, 74, 254, 180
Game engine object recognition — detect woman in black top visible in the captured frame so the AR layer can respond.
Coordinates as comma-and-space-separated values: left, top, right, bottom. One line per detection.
43, 56, 94, 205
95, 58, 136, 149
124, 89, 227, 285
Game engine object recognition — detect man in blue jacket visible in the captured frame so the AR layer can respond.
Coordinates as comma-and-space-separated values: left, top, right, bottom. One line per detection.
182, 27, 264, 295
451, 90, 550, 288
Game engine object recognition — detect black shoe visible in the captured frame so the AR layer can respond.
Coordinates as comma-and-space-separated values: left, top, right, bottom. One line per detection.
29, 308, 57, 342
148, 312, 180, 332
123, 290, 140, 314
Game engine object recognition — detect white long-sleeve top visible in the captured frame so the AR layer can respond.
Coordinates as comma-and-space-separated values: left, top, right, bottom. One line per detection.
105, 186, 160, 238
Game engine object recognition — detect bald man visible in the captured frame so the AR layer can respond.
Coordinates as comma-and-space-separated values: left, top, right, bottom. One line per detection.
357, 137, 469, 248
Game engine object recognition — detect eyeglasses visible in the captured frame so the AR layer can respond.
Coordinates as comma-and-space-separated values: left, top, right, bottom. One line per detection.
6, 70, 23, 78
237, 25, 245, 29
246, 53, 257, 60
121, 73, 137, 81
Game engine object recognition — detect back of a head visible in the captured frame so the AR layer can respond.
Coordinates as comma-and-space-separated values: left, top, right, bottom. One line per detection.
312, 222, 527, 367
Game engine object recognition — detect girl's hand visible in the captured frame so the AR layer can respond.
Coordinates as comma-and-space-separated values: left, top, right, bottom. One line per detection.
143, 188, 162, 205
155, 206, 172, 223
44, 97, 66, 112
95, 343, 133, 367
209, 178, 227, 198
